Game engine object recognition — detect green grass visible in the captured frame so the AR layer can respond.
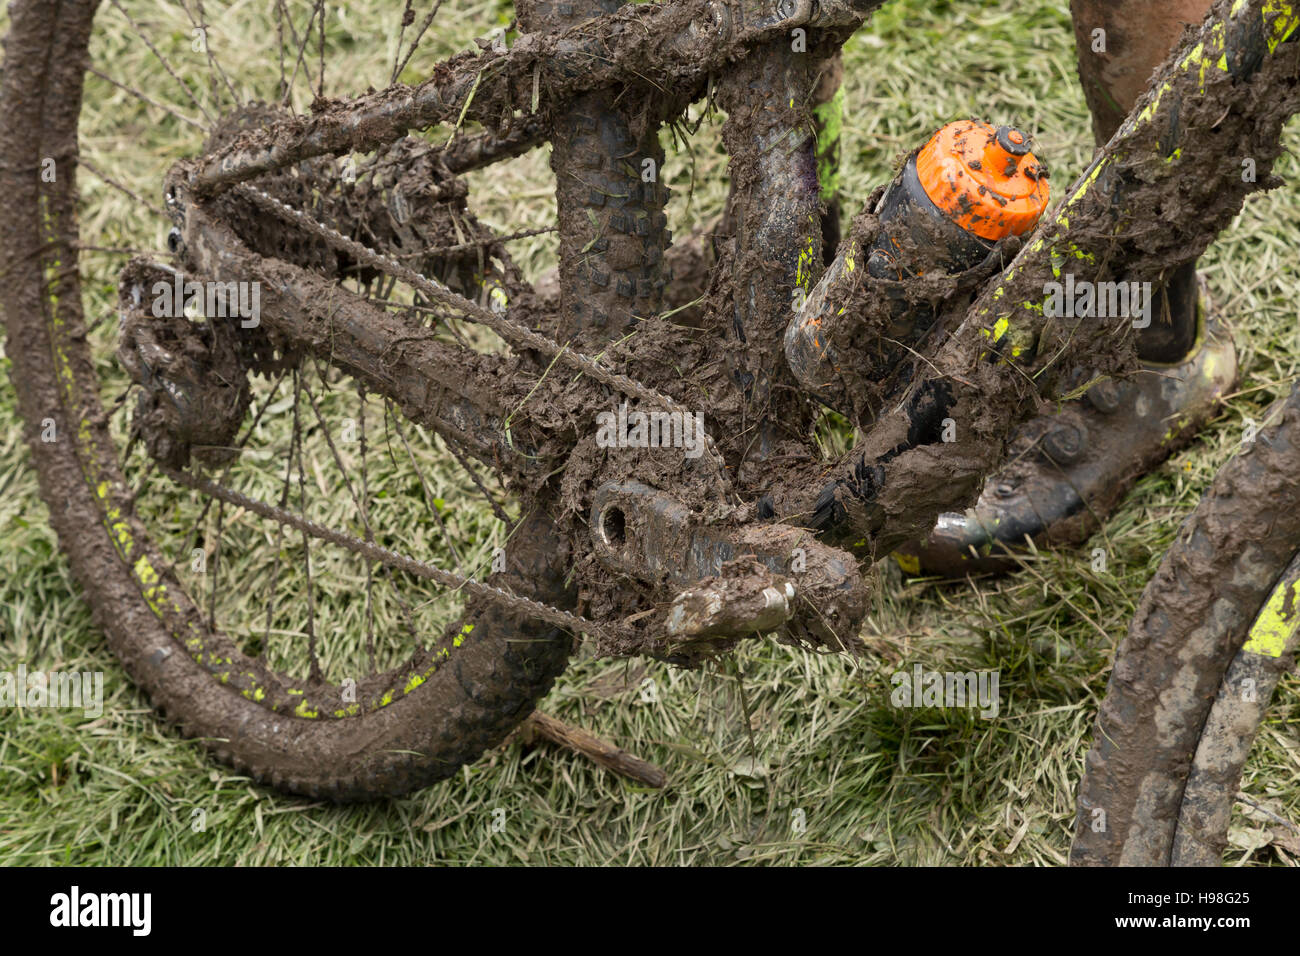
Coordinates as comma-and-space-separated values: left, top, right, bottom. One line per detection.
0, 0, 1297, 866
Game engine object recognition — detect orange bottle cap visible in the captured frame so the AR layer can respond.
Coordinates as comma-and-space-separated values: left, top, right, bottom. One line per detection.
914, 120, 1050, 241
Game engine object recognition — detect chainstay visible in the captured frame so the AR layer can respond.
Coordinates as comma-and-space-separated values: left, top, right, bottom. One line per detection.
228, 182, 736, 500
163, 466, 615, 642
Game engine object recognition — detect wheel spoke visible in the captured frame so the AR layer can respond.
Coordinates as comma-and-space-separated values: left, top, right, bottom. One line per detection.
181, 0, 241, 106
86, 67, 205, 131
290, 368, 323, 683
208, 497, 224, 632
106, 0, 214, 123
358, 386, 378, 671
391, 0, 445, 85
77, 157, 167, 218
284, 0, 326, 107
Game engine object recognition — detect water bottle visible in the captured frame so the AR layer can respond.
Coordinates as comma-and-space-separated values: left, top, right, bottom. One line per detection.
785, 120, 1050, 420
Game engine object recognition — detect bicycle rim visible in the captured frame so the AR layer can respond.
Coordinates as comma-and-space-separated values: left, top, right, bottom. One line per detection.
0, 0, 574, 800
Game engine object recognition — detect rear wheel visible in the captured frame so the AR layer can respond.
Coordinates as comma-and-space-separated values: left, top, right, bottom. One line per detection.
0, 0, 575, 800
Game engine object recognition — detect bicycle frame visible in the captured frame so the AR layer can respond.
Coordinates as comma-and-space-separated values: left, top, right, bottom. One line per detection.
163, 0, 1300, 656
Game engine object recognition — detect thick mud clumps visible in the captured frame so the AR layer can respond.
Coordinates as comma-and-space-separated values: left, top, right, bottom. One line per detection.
116, 261, 253, 470
783, 1, 1300, 559
556, 426, 737, 658
202, 104, 515, 304
191, 0, 887, 195
786, 187, 1020, 427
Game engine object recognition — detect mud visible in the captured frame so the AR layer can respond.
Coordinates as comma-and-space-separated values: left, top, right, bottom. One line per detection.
46, 0, 1300, 684
504, 9, 858, 658
169, 172, 851, 659
192, 0, 886, 196
156, 0, 1300, 673
778, 0, 1300, 564
150, 1, 881, 662
116, 260, 252, 469
203, 105, 522, 304
0, 0, 604, 801
1074, 388, 1300, 866
712, 39, 825, 463
786, 188, 1022, 425
521, 0, 669, 348
11, 0, 1300, 810
1172, 582, 1300, 864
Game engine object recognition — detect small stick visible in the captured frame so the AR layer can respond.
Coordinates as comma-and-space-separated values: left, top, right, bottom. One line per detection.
1236, 792, 1300, 834
523, 711, 666, 788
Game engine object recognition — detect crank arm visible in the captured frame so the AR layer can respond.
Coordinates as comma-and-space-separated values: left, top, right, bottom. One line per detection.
665, 562, 796, 642
590, 480, 868, 650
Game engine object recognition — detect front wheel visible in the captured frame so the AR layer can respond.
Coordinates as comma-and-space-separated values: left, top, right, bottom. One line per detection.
1071, 385, 1300, 865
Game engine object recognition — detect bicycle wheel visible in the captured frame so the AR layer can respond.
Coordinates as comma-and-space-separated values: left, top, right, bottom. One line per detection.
0, 0, 578, 800
1071, 385, 1300, 865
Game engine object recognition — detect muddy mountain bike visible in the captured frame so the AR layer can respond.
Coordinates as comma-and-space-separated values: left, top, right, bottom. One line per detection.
1, 0, 1297, 867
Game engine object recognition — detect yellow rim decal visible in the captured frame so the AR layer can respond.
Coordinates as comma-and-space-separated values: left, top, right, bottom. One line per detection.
1242, 575, 1300, 658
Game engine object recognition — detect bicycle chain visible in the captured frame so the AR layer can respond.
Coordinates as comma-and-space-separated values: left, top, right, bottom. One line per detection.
163, 465, 616, 642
